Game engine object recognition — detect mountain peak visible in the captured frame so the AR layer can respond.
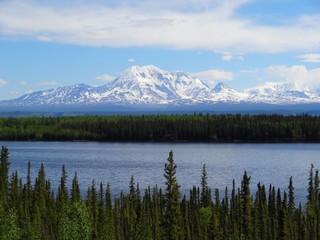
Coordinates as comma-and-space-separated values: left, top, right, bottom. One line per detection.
246, 81, 309, 96
1, 66, 320, 106
212, 82, 232, 92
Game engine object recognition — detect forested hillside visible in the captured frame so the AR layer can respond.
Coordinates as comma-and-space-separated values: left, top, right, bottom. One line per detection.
0, 114, 319, 142
0, 146, 320, 239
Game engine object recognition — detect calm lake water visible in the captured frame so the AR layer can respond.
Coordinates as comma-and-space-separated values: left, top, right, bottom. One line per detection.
1, 141, 319, 204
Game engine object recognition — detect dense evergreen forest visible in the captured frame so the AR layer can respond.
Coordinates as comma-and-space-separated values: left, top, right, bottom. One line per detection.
0, 114, 320, 142
1, 146, 320, 239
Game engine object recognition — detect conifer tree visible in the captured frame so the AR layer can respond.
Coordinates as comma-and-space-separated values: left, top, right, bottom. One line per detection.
105, 182, 112, 211
9, 171, 20, 210
201, 164, 211, 207
314, 169, 319, 206
71, 172, 81, 203
103, 182, 115, 240
0, 146, 10, 204
241, 171, 252, 240
87, 180, 98, 239
26, 161, 32, 203
288, 176, 295, 214
57, 165, 69, 208
308, 164, 315, 207
129, 175, 139, 215
230, 179, 239, 237
34, 164, 47, 210
278, 191, 288, 240
129, 175, 137, 201
163, 151, 182, 240
136, 183, 142, 219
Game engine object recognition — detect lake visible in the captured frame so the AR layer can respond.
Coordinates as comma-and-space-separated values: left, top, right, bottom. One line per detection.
1, 141, 319, 204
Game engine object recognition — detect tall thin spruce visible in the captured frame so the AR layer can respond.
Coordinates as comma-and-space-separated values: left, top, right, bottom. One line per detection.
0, 146, 9, 204
163, 151, 182, 240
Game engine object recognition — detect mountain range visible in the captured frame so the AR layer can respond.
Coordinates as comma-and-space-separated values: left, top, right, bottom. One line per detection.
1, 65, 320, 107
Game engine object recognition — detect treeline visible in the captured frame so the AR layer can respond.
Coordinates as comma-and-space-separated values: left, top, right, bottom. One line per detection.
1, 146, 320, 239
0, 114, 320, 142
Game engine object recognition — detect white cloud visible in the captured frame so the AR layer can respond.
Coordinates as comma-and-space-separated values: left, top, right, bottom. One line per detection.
222, 54, 233, 61
221, 53, 243, 61
95, 74, 115, 81
297, 53, 320, 63
266, 65, 320, 89
19, 80, 28, 85
0, 1, 319, 53
0, 78, 7, 86
190, 69, 234, 86
36, 81, 59, 86
128, 58, 135, 63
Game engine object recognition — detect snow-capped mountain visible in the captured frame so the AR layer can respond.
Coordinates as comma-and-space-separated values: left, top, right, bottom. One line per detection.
1, 65, 320, 106
245, 82, 320, 104
97, 65, 213, 104
14, 84, 98, 105
210, 82, 250, 103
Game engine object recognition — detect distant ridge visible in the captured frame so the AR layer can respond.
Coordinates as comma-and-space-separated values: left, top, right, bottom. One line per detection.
1, 65, 320, 107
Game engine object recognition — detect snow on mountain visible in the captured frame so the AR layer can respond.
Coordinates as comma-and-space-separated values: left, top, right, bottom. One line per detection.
13, 84, 98, 105
98, 65, 181, 104
1, 65, 320, 106
246, 82, 303, 95
245, 82, 320, 104
209, 82, 250, 103
93, 65, 217, 104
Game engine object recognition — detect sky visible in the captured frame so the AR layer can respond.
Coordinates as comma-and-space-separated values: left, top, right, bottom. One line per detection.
0, 0, 319, 100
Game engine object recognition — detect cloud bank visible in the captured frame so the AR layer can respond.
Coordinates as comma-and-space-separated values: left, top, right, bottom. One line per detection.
266, 65, 320, 89
191, 70, 234, 86
297, 54, 320, 63
0, 0, 319, 54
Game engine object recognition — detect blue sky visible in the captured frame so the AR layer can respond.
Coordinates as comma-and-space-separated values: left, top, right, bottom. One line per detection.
0, 0, 319, 100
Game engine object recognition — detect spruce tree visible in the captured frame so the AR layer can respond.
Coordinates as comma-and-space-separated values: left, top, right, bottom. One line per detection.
241, 171, 252, 240
278, 192, 288, 240
0, 146, 10, 204
71, 172, 81, 203
163, 151, 182, 240
57, 165, 69, 208
307, 164, 315, 206
314, 169, 319, 206
87, 180, 98, 239
288, 176, 295, 214
103, 182, 115, 240
34, 164, 46, 211
9, 171, 20, 210
26, 161, 32, 202
201, 164, 211, 207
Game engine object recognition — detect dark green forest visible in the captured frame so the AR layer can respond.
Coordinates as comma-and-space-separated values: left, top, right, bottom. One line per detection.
1, 146, 320, 239
0, 114, 320, 142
